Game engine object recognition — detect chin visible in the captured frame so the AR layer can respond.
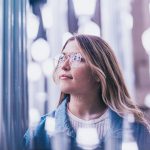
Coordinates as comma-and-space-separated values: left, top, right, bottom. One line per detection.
61, 89, 71, 94
60, 86, 74, 94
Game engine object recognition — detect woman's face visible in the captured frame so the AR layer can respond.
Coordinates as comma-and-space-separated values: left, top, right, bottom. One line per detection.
56, 40, 98, 95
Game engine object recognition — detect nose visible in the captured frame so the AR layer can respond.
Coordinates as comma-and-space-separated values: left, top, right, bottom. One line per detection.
61, 58, 71, 70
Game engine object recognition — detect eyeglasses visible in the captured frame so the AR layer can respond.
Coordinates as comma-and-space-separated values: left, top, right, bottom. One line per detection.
54, 52, 85, 68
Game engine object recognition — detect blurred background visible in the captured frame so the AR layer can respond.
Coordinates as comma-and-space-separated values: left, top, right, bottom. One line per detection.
0, 0, 150, 149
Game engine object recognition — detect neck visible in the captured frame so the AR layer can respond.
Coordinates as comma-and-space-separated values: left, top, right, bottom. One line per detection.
68, 93, 107, 121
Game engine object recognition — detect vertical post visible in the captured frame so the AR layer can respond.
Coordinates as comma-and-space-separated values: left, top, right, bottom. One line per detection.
0, 1, 3, 150
2, 0, 28, 149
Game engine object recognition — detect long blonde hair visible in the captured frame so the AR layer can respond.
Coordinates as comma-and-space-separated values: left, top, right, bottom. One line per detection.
53, 34, 149, 128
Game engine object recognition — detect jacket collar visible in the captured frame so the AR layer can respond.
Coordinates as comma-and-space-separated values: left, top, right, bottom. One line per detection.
54, 96, 76, 138
54, 96, 123, 138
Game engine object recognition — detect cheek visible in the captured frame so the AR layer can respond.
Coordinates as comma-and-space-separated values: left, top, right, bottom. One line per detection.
73, 69, 92, 83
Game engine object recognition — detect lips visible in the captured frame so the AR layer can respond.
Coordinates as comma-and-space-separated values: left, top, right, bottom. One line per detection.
59, 74, 73, 79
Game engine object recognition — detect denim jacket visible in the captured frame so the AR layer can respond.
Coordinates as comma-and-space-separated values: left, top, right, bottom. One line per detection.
23, 97, 150, 150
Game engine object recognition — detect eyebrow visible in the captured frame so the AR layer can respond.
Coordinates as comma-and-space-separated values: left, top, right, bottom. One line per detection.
61, 52, 78, 55
61, 52, 69, 55
61, 52, 67, 55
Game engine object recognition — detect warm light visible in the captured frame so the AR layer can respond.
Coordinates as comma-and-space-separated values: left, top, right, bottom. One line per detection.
27, 62, 42, 82
78, 20, 100, 36
76, 127, 99, 149
31, 38, 50, 62
41, 4, 53, 29
45, 117, 56, 135
73, 0, 97, 16
144, 94, 150, 108
27, 12, 39, 39
42, 58, 55, 77
141, 28, 150, 54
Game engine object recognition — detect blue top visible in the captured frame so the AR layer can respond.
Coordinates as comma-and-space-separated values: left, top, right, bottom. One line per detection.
23, 97, 150, 150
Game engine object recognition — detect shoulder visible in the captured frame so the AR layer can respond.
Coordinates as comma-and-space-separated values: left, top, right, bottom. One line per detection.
27, 110, 56, 133
132, 121, 150, 139
22, 110, 56, 150
41, 110, 56, 122
107, 109, 150, 138
130, 121, 150, 150
109, 109, 150, 147
104, 109, 150, 150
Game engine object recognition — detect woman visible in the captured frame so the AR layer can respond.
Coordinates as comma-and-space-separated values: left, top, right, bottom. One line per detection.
23, 34, 150, 150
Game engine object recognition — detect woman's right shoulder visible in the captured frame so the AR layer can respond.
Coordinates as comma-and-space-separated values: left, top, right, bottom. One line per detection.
22, 110, 57, 149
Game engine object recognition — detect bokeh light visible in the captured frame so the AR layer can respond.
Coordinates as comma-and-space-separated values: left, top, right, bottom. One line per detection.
78, 20, 100, 36
27, 12, 39, 39
144, 94, 150, 108
41, 4, 53, 29
76, 127, 99, 149
35, 92, 47, 103
31, 38, 50, 62
142, 28, 150, 54
29, 108, 40, 127
73, 0, 96, 16
62, 32, 73, 46
122, 141, 138, 150
45, 117, 56, 134
42, 58, 55, 77
27, 62, 42, 82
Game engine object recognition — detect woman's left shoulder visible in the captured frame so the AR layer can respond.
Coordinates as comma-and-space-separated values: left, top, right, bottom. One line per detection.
131, 121, 150, 150
132, 121, 150, 136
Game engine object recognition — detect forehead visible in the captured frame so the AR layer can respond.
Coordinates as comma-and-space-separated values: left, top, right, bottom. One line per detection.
63, 40, 83, 54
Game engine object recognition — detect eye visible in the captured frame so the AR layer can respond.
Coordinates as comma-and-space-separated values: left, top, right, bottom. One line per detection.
58, 54, 65, 62
71, 53, 82, 62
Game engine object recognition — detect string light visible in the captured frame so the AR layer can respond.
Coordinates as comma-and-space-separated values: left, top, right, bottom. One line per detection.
76, 127, 99, 149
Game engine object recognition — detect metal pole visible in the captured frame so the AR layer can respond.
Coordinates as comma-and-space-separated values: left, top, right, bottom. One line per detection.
2, 0, 28, 149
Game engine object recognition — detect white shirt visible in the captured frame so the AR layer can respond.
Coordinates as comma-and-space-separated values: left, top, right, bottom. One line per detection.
67, 109, 110, 140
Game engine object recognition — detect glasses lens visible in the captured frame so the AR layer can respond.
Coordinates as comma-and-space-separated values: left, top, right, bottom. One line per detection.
54, 53, 83, 68
70, 53, 82, 67
54, 54, 64, 68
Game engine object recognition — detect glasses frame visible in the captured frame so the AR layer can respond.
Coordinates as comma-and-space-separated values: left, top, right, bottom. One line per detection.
54, 52, 85, 68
